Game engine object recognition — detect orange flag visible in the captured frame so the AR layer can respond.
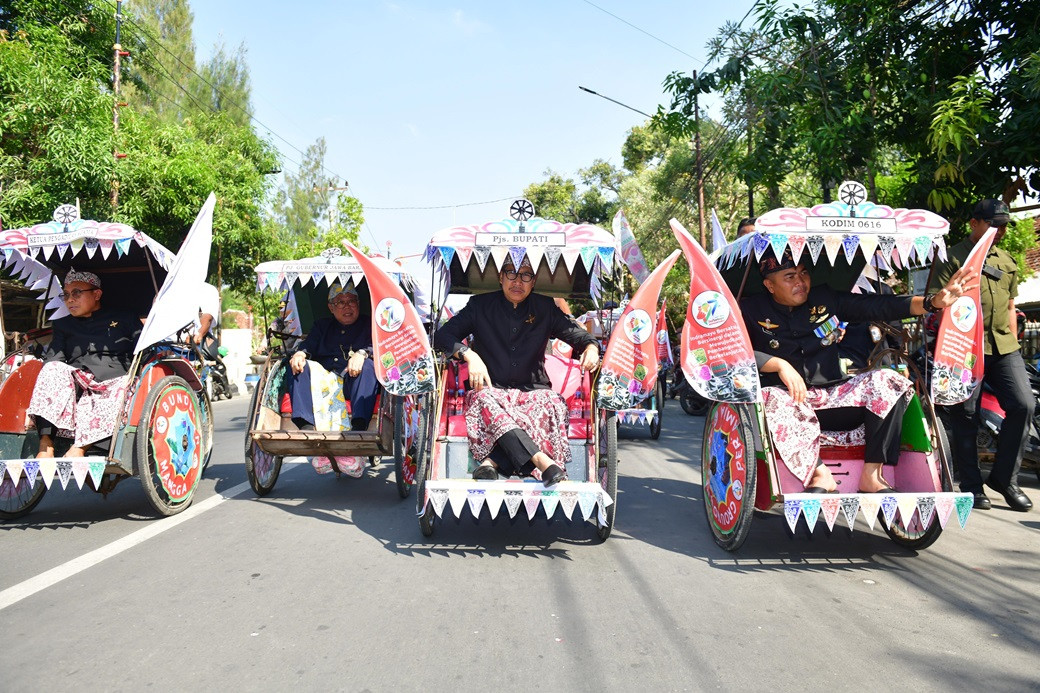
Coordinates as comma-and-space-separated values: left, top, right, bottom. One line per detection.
931, 227, 996, 405
671, 219, 760, 403
343, 242, 435, 395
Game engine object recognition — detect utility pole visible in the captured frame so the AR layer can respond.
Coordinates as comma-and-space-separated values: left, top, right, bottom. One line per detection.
693, 70, 706, 247
111, 1, 129, 213
314, 184, 350, 235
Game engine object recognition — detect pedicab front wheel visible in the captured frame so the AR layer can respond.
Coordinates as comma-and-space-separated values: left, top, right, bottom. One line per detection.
244, 381, 281, 496
882, 409, 949, 550
135, 375, 205, 516
392, 396, 415, 499
595, 410, 618, 541
0, 473, 47, 520
649, 379, 664, 440
702, 401, 757, 551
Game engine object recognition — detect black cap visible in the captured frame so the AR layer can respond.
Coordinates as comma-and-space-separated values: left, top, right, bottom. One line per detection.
759, 247, 796, 277
971, 199, 1010, 226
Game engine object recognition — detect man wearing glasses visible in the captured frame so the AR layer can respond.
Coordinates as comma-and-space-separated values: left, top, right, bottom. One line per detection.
285, 283, 377, 432
434, 258, 599, 486
27, 270, 142, 459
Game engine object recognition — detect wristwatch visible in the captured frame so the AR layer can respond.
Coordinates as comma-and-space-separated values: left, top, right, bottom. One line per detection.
924, 292, 942, 313
351, 349, 369, 359
455, 345, 470, 361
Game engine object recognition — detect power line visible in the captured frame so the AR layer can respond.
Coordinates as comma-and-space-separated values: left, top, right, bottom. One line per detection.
365, 196, 523, 211
578, 0, 702, 63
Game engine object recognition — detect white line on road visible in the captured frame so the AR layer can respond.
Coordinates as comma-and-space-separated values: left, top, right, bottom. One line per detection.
0, 480, 254, 612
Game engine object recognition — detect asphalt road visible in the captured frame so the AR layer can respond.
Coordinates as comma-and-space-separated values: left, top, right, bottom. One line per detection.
1, 396, 1038, 692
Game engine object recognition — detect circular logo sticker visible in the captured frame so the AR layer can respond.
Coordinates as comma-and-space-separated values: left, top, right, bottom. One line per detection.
150, 387, 202, 503
623, 309, 653, 344
375, 297, 405, 333
692, 291, 730, 329
704, 403, 748, 534
950, 296, 977, 333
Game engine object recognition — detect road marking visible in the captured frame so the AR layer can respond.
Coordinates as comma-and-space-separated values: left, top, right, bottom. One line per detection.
0, 480, 253, 612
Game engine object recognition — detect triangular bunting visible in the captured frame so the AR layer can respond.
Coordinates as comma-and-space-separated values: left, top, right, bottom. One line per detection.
841, 234, 859, 263
879, 494, 898, 528
429, 488, 449, 517
438, 246, 456, 270
913, 235, 932, 262
897, 494, 920, 527
56, 460, 74, 489
456, 247, 473, 267
540, 491, 560, 519
787, 235, 807, 263
858, 494, 881, 530
954, 495, 973, 528
37, 458, 56, 489
5, 460, 24, 487
878, 235, 896, 263
806, 235, 824, 264
894, 235, 914, 265
578, 492, 597, 521
561, 248, 580, 273
473, 246, 491, 272
0, 460, 6, 484
935, 237, 947, 262
597, 247, 615, 269
752, 234, 770, 260
802, 497, 822, 530
544, 246, 562, 273
559, 490, 579, 519
858, 234, 879, 261
88, 460, 105, 490
821, 497, 841, 531
71, 459, 89, 490
916, 495, 937, 530
823, 235, 843, 265
504, 489, 523, 518
525, 247, 544, 271
840, 496, 860, 530
768, 233, 787, 259
509, 246, 527, 270
466, 488, 486, 519
934, 493, 955, 529
579, 246, 598, 271
485, 490, 504, 519
784, 499, 802, 532
447, 488, 467, 518
524, 493, 541, 520
490, 246, 510, 271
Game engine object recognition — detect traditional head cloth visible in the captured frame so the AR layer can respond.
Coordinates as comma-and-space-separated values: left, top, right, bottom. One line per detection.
64, 269, 101, 288
759, 247, 797, 277
328, 283, 358, 302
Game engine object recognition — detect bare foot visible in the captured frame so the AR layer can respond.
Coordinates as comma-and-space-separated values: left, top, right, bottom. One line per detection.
36, 435, 55, 459
807, 464, 837, 492
36, 449, 55, 459
530, 451, 556, 473
65, 447, 86, 458
857, 463, 893, 493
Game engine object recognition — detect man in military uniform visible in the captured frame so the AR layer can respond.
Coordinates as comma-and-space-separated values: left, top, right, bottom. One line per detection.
741, 249, 976, 493
931, 199, 1033, 512
286, 283, 377, 431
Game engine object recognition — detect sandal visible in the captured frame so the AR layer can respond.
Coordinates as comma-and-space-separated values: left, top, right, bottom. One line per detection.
541, 463, 566, 487
472, 463, 498, 480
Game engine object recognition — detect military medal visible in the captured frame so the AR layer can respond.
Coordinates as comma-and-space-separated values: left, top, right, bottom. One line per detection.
769, 339, 779, 349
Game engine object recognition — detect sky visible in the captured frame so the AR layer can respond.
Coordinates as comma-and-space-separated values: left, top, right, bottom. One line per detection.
189, 1, 759, 271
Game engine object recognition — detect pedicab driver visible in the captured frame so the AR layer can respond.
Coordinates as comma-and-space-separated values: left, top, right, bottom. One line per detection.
285, 283, 378, 431
741, 248, 977, 493
28, 270, 142, 459
433, 258, 600, 486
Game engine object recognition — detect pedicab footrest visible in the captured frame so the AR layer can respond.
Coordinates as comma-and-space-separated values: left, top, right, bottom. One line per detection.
0, 456, 111, 491
615, 408, 658, 425
781, 492, 975, 534
420, 479, 612, 524
250, 430, 384, 457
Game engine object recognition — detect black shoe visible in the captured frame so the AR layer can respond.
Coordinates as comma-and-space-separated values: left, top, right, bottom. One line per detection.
984, 479, 1033, 512
971, 491, 992, 511
472, 464, 498, 480
541, 464, 566, 487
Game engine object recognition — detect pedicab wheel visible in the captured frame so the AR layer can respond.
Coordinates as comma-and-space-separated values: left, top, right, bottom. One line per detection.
200, 390, 215, 472
649, 379, 664, 440
413, 394, 436, 536
0, 473, 47, 520
392, 396, 414, 499
883, 415, 949, 550
135, 375, 205, 516
680, 391, 710, 416
244, 382, 281, 496
702, 401, 757, 551
596, 410, 618, 541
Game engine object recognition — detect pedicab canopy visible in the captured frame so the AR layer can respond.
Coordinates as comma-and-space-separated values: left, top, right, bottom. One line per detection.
425, 201, 617, 301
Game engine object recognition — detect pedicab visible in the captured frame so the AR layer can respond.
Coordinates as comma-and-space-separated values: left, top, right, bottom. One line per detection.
679, 182, 978, 551
0, 198, 217, 519
244, 246, 434, 499
418, 200, 620, 539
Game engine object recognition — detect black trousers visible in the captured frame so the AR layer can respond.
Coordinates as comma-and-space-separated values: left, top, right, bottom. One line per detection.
487, 429, 539, 477
941, 349, 1034, 491
817, 396, 909, 466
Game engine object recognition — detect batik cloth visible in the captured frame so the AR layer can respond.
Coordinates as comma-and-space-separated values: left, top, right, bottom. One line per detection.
762, 368, 913, 484
28, 361, 129, 447
465, 387, 570, 465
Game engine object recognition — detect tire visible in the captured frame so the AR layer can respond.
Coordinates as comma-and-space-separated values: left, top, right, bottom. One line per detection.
200, 390, 215, 473
595, 410, 619, 541
134, 375, 205, 516
649, 380, 664, 440
883, 411, 948, 550
680, 390, 710, 417
414, 394, 436, 536
0, 472, 47, 520
702, 401, 757, 551
244, 376, 281, 496
392, 396, 415, 499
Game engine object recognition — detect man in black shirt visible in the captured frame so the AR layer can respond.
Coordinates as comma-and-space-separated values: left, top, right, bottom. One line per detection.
434, 258, 599, 485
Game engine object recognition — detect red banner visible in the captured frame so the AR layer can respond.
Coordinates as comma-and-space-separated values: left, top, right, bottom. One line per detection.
931, 227, 997, 405
343, 242, 435, 395
656, 299, 673, 366
671, 219, 760, 403
596, 250, 680, 410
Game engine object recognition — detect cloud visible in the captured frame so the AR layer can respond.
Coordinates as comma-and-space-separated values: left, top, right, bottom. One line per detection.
451, 9, 489, 36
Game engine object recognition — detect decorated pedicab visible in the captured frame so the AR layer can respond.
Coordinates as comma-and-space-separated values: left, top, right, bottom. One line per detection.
419, 201, 640, 540
244, 246, 435, 499
679, 182, 982, 551
0, 198, 217, 519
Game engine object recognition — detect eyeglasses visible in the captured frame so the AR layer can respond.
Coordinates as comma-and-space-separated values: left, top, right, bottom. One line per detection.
329, 299, 359, 309
58, 288, 99, 301
503, 269, 536, 283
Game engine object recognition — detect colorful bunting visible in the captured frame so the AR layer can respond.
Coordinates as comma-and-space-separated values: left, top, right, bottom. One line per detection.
821, 497, 841, 531
784, 499, 801, 532
934, 493, 955, 529
879, 494, 898, 528
56, 460, 73, 489
485, 490, 504, 519
504, 489, 523, 518
858, 494, 881, 530
954, 495, 973, 528
71, 459, 89, 489
802, 497, 822, 529
806, 235, 825, 264
840, 496, 861, 530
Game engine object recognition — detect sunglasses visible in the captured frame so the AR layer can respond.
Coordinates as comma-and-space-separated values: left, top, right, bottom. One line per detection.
329, 298, 359, 309
58, 288, 99, 301
503, 269, 536, 283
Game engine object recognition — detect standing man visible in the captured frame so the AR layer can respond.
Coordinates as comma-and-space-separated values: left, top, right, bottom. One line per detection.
736, 217, 756, 238
932, 199, 1033, 511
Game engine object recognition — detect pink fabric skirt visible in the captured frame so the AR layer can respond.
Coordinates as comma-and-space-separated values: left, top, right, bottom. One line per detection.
464, 387, 570, 465
27, 362, 128, 448
762, 369, 913, 485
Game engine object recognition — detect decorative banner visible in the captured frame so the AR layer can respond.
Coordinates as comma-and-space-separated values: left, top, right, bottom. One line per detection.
935, 493, 955, 529
879, 493, 898, 528
858, 494, 881, 530
37, 458, 56, 489
344, 242, 435, 396
820, 496, 841, 530
672, 219, 760, 403
802, 497, 822, 529
597, 250, 681, 410
784, 499, 801, 532
655, 300, 673, 366
931, 228, 997, 405
612, 209, 651, 283
840, 496, 860, 530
